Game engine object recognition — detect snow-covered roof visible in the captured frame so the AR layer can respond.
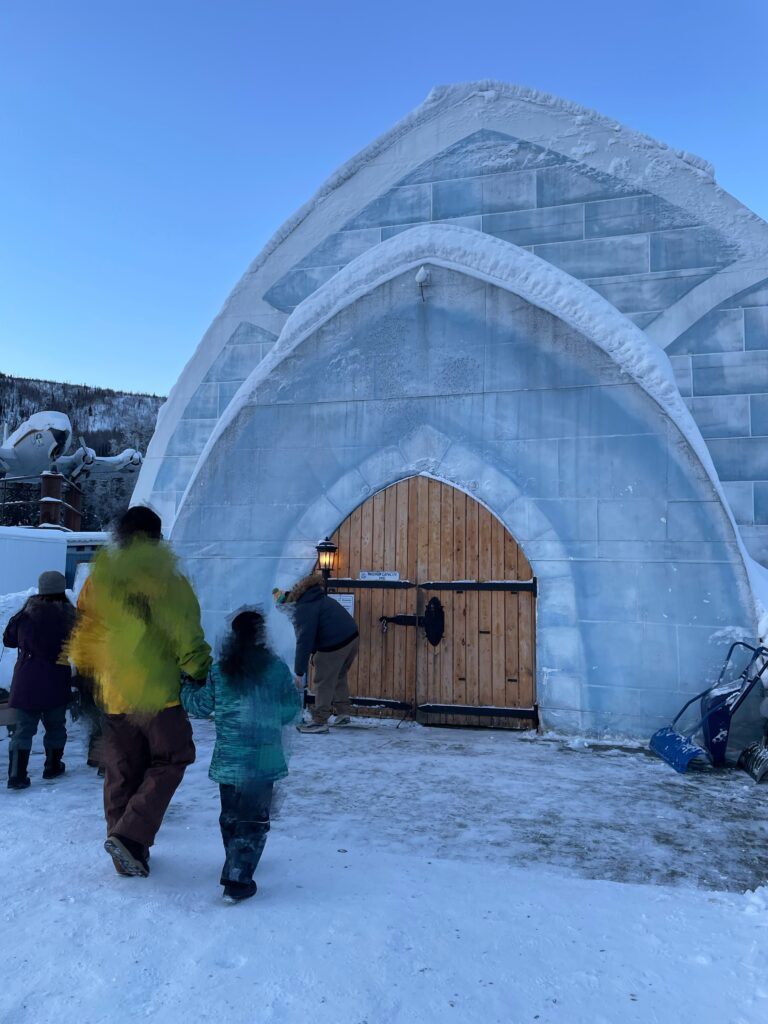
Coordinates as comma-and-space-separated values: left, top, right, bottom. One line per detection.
134, 80, 768, 518
246, 80, 768, 283
0, 525, 68, 543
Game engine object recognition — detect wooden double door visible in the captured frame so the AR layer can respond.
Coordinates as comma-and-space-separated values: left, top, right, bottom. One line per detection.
322, 477, 536, 728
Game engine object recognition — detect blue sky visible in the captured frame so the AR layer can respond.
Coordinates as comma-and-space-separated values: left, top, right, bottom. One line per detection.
1, 0, 766, 396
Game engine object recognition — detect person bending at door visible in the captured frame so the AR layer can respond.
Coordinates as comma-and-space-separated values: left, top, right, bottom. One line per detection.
275, 573, 359, 734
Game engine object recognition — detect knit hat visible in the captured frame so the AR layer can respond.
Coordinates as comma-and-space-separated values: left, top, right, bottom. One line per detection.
38, 571, 67, 596
115, 505, 162, 545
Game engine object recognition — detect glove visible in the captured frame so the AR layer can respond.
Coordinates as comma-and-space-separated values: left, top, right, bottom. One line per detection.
181, 671, 209, 689
68, 687, 83, 721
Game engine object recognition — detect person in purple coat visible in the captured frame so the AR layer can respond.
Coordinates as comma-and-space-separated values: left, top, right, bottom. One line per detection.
3, 571, 76, 789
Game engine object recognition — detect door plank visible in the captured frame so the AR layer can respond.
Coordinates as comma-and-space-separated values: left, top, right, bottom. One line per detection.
439, 484, 454, 708
491, 516, 506, 709
464, 497, 480, 710
504, 526, 521, 708
382, 484, 398, 703
391, 481, 410, 705
427, 478, 442, 713
518, 594, 535, 707
369, 489, 387, 700
414, 477, 430, 706
477, 505, 493, 706
405, 478, 420, 706
452, 490, 467, 707
356, 496, 374, 699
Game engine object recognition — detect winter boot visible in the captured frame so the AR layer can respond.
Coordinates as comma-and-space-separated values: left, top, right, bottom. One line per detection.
104, 834, 150, 877
331, 715, 353, 727
296, 720, 329, 734
42, 749, 66, 780
8, 748, 31, 790
222, 880, 257, 903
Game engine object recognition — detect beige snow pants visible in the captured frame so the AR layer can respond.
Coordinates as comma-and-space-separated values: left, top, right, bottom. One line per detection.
310, 636, 359, 723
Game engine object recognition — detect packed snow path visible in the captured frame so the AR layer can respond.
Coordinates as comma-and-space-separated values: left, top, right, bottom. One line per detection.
283, 720, 768, 892
2, 720, 767, 1024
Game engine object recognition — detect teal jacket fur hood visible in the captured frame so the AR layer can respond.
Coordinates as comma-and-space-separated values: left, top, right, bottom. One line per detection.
181, 654, 301, 786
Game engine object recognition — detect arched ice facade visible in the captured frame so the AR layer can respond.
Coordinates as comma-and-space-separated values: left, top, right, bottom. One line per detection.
132, 82, 768, 736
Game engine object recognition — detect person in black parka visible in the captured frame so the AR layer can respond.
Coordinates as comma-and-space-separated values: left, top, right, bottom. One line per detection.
279, 573, 359, 734
3, 571, 76, 789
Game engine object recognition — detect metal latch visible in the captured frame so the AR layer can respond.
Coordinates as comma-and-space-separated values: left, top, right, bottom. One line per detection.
379, 597, 445, 647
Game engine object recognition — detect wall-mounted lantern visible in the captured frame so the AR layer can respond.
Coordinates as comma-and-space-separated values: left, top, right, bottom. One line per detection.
415, 265, 431, 302
316, 537, 338, 592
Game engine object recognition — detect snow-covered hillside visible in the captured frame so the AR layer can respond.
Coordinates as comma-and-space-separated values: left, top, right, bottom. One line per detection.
0, 372, 163, 454
0, 374, 165, 529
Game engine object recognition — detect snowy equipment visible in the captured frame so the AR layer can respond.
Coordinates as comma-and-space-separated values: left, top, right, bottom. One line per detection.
649, 642, 768, 774
0, 412, 142, 482
737, 704, 768, 783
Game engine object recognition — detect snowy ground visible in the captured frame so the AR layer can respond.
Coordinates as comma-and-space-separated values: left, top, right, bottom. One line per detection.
2, 717, 767, 1024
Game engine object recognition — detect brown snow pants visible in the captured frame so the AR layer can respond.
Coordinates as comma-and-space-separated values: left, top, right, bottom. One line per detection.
102, 704, 195, 848
311, 636, 359, 723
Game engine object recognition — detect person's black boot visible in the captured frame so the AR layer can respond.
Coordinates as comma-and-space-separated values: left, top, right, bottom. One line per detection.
42, 748, 66, 780
222, 880, 257, 903
8, 748, 31, 790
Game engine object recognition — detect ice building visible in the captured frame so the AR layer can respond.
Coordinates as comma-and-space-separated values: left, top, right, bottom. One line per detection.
132, 82, 768, 735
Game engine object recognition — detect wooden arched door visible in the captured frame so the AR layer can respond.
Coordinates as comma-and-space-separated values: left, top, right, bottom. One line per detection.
321, 477, 536, 728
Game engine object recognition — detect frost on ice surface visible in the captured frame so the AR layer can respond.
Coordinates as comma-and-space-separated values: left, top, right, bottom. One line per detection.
195, 222, 725, 505
608, 156, 631, 177
570, 142, 597, 159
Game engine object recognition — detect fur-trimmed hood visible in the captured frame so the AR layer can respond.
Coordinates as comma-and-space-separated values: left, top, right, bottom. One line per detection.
288, 573, 325, 603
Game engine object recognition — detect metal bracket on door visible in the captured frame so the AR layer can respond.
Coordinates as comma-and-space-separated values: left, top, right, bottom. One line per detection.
379, 597, 445, 647
379, 614, 420, 633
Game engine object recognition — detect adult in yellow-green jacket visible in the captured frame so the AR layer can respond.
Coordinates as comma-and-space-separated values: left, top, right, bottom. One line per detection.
68, 505, 212, 878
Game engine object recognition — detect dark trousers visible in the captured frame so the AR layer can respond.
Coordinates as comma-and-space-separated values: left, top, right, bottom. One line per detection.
102, 705, 195, 848
9, 705, 67, 753
79, 684, 104, 767
219, 780, 274, 886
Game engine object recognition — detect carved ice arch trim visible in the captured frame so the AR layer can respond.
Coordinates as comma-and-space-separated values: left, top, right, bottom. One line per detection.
646, 259, 768, 350
178, 222, 759, 616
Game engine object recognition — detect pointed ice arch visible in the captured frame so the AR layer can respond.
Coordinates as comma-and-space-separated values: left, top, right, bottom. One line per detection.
132, 82, 768, 733
171, 223, 756, 736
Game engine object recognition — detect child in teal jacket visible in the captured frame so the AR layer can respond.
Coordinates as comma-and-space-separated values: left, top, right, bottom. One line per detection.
181, 609, 301, 902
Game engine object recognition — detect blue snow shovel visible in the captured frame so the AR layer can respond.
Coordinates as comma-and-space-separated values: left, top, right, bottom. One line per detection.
649, 642, 768, 774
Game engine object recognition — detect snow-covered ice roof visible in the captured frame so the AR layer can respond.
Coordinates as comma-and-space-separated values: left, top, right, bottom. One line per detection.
134, 81, 768, 518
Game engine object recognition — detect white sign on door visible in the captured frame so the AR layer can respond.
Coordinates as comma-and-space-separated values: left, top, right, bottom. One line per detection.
330, 593, 355, 616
